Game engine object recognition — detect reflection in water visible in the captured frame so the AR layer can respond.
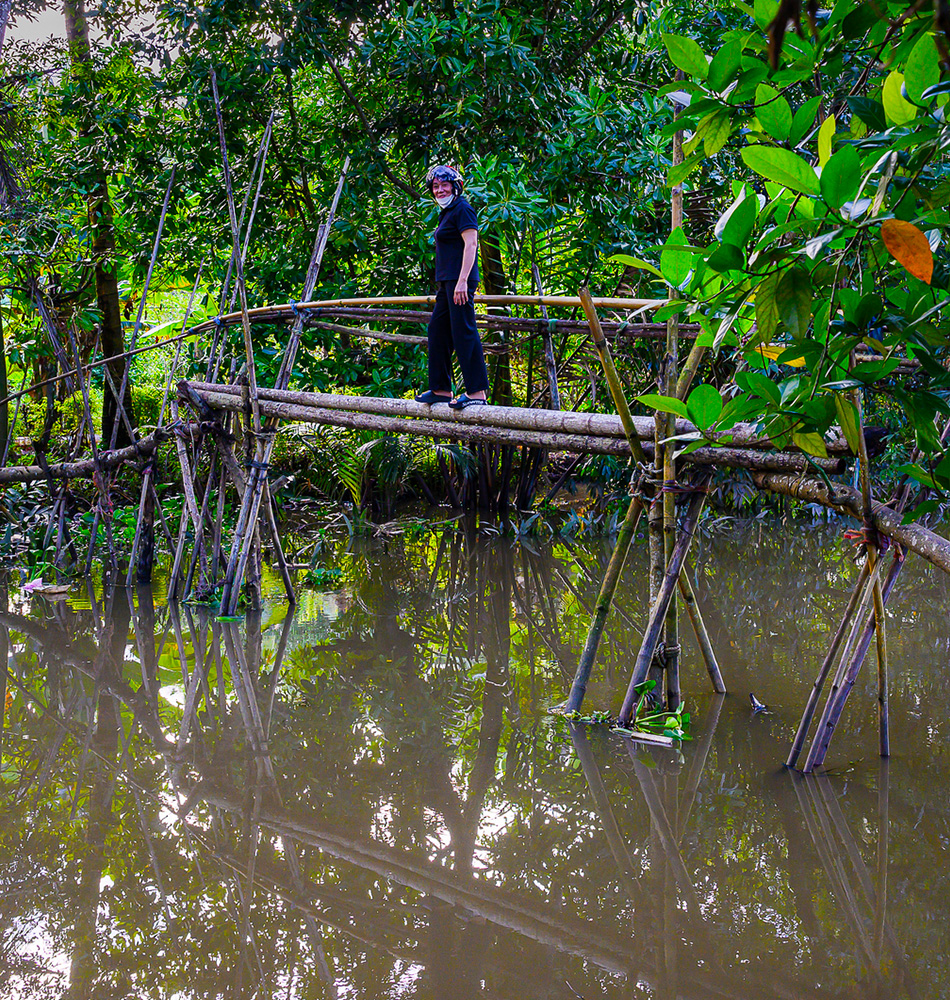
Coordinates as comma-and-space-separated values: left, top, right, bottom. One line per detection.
0, 523, 948, 998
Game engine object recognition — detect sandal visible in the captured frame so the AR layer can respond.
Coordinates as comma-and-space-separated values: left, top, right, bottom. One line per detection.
449, 393, 487, 411
414, 389, 452, 404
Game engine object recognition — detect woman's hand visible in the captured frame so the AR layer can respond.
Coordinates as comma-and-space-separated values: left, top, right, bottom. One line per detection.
453, 280, 469, 305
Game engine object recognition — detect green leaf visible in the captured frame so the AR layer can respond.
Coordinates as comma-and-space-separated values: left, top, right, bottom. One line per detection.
754, 0, 779, 30
902, 499, 940, 523
847, 96, 887, 132
636, 393, 689, 418
792, 431, 828, 457
707, 36, 744, 92
817, 114, 835, 166
741, 145, 820, 195
707, 242, 745, 273
720, 194, 758, 248
660, 227, 693, 287
905, 33, 940, 104
662, 33, 709, 80
755, 271, 781, 342
736, 369, 782, 405
882, 71, 916, 125
686, 384, 723, 429
775, 268, 812, 336
789, 95, 821, 145
607, 254, 664, 279
755, 85, 792, 141
833, 395, 862, 454
703, 112, 733, 156
668, 151, 704, 187
820, 145, 860, 208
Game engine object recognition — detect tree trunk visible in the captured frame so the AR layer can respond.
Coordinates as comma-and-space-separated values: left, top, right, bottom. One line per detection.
63, 0, 135, 447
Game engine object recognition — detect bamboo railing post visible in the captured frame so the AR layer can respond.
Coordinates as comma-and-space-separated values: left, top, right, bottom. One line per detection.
618, 473, 711, 725
532, 262, 560, 410
560, 289, 652, 714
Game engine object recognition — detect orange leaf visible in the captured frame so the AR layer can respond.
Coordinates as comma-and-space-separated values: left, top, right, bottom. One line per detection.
881, 218, 933, 284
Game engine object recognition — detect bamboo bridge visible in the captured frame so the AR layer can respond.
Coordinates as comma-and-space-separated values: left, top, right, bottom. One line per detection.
5, 105, 947, 776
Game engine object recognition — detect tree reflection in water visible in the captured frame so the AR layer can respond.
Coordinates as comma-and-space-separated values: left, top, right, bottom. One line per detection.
0, 522, 947, 999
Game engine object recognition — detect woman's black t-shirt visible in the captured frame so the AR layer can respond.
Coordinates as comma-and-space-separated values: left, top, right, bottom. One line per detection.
434, 197, 479, 283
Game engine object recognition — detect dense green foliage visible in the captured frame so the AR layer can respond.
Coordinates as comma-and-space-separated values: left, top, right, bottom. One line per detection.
1, 0, 949, 514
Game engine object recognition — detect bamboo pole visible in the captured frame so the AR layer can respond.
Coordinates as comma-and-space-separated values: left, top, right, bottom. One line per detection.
853, 388, 889, 757
187, 386, 847, 474
798, 556, 883, 772
218, 158, 350, 615
785, 561, 872, 769
753, 471, 950, 575
662, 104, 685, 709
210, 70, 262, 440
563, 493, 644, 713
532, 264, 561, 410
127, 265, 204, 588
676, 571, 726, 693
176, 379, 860, 454
618, 474, 711, 725
803, 552, 903, 772
577, 288, 648, 465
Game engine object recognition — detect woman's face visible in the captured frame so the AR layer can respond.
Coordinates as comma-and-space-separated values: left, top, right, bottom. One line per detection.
431, 179, 454, 201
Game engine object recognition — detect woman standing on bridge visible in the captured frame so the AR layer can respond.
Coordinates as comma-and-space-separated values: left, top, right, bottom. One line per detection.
413, 165, 489, 411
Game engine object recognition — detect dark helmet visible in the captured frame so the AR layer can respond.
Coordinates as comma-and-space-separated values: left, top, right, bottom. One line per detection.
426, 164, 463, 196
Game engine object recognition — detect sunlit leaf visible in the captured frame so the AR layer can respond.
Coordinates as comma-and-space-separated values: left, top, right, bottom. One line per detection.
791, 431, 828, 457
905, 33, 941, 104
741, 145, 820, 195
882, 71, 916, 125
607, 254, 663, 279
686, 384, 723, 429
833, 395, 862, 454
636, 393, 689, 418
662, 33, 709, 80
816, 114, 835, 166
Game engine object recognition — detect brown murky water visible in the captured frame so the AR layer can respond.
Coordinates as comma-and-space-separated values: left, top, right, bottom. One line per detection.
1, 518, 949, 999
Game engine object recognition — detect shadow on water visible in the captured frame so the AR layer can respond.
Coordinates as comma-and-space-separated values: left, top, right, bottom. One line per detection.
0, 520, 948, 998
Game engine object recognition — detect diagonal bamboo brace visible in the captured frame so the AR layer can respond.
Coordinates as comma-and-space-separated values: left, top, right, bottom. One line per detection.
618, 473, 711, 725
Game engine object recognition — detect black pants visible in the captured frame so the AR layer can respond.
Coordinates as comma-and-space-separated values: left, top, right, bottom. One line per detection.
427, 281, 489, 395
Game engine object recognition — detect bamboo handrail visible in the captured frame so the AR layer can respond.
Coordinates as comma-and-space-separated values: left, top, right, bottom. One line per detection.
186, 293, 667, 336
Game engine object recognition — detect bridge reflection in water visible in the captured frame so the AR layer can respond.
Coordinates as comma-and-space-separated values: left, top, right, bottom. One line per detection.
0, 524, 944, 999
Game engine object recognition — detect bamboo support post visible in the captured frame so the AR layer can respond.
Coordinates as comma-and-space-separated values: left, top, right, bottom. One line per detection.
803, 551, 903, 772
218, 158, 350, 615
853, 388, 889, 757
676, 571, 726, 693
563, 493, 644, 713
785, 561, 872, 769
618, 474, 711, 725
661, 108, 684, 709
211, 71, 262, 440
798, 556, 883, 771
